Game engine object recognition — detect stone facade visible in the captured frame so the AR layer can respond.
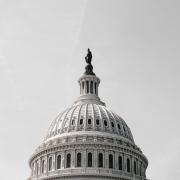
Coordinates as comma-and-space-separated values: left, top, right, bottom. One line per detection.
28, 59, 148, 180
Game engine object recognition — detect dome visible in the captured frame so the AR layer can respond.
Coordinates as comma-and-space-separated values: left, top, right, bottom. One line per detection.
45, 103, 134, 143
28, 49, 148, 180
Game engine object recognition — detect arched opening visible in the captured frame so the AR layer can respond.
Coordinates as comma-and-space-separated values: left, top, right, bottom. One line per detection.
127, 158, 130, 172
86, 81, 89, 93
88, 118, 91, 125
72, 119, 75, 125
104, 120, 107, 127
48, 157, 52, 171
57, 155, 61, 169
140, 162, 142, 176
90, 81, 93, 94
111, 122, 114, 128
98, 153, 103, 168
66, 154, 71, 168
96, 119, 100, 125
95, 82, 97, 94
134, 161, 137, 174
82, 81, 84, 91
77, 153, 82, 167
87, 152, 92, 167
118, 156, 122, 170
109, 154, 113, 168
80, 118, 83, 125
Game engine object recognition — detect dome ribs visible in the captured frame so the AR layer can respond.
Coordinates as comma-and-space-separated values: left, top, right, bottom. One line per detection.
84, 103, 88, 131
67, 105, 78, 132
95, 104, 104, 132
54, 111, 66, 135
100, 105, 112, 132
76, 104, 83, 131
107, 109, 119, 134
91, 104, 95, 130
60, 107, 72, 134
45, 112, 63, 139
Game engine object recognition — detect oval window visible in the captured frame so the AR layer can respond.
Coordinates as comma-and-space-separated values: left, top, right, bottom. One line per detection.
88, 119, 91, 125
104, 120, 107, 126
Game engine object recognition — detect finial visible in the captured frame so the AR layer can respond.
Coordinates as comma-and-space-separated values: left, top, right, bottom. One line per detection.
84, 48, 95, 75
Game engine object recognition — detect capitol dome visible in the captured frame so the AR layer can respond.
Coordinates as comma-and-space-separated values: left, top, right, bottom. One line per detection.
28, 49, 148, 180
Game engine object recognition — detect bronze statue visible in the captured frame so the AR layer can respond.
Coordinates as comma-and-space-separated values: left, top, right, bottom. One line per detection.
84, 48, 95, 75
85, 48, 92, 64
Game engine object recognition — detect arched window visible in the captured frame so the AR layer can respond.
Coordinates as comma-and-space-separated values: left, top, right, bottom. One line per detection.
77, 153, 82, 167
111, 122, 114, 128
104, 120, 107, 127
66, 154, 71, 168
96, 119, 100, 125
140, 162, 142, 176
134, 161, 137, 174
88, 118, 91, 125
109, 154, 113, 168
90, 81, 93, 94
72, 119, 75, 125
87, 152, 92, 167
86, 81, 89, 93
123, 126, 126, 135
57, 155, 61, 169
127, 158, 130, 172
80, 119, 83, 125
48, 157, 52, 171
95, 82, 97, 94
98, 153, 103, 168
118, 156, 122, 170
82, 82, 85, 91
42, 160, 45, 173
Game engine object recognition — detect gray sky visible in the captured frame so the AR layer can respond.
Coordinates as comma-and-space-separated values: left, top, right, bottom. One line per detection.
0, 0, 180, 180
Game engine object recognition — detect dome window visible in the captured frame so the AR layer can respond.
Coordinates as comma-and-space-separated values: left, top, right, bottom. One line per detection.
80, 119, 83, 125
88, 118, 92, 125
98, 153, 103, 168
48, 157, 52, 171
66, 154, 71, 168
134, 161, 137, 174
57, 155, 61, 169
123, 126, 126, 132
118, 124, 121, 129
111, 122, 114, 128
77, 153, 82, 167
90, 81, 93, 94
96, 119, 100, 125
118, 156, 122, 170
87, 152, 92, 167
104, 120, 108, 127
72, 120, 75, 125
127, 158, 131, 172
109, 154, 113, 169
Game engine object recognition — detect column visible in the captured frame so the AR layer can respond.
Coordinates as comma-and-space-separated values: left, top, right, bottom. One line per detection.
61, 152, 65, 169
105, 151, 109, 169
72, 150, 75, 168
94, 149, 98, 167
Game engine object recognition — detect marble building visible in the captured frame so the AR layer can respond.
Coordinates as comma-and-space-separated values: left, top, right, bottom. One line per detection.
28, 49, 148, 180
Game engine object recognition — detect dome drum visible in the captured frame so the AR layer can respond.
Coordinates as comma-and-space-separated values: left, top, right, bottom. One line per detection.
29, 138, 148, 180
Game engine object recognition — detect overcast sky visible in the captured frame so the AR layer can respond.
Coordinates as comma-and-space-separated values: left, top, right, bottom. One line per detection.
0, 0, 180, 180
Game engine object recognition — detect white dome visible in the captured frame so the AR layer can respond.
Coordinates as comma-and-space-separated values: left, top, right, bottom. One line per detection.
28, 51, 148, 180
45, 103, 134, 143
